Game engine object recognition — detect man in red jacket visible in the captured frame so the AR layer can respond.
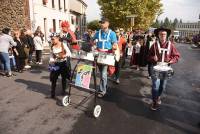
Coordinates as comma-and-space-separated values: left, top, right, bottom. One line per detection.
148, 27, 180, 111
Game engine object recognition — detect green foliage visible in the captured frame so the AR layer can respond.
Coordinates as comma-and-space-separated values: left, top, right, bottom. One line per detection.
97, 0, 163, 30
87, 20, 100, 31
151, 17, 180, 30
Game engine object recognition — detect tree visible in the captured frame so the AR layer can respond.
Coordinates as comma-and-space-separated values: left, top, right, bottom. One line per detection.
163, 17, 170, 28
87, 20, 100, 31
97, 0, 163, 30
151, 19, 160, 28
179, 19, 182, 23
172, 18, 179, 29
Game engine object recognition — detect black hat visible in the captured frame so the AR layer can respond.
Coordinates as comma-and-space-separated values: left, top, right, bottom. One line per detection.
154, 27, 171, 37
99, 18, 109, 23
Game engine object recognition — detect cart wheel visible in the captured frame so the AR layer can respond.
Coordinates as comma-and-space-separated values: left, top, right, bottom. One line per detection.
62, 95, 70, 107
93, 105, 101, 118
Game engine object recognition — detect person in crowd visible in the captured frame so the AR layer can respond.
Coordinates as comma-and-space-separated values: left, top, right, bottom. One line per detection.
20, 29, 31, 69
83, 29, 94, 43
47, 28, 54, 46
13, 30, 26, 73
147, 27, 180, 111
74, 26, 81, 40
34, 31, 43, 64
35, 26, 44, 43
145, 34, 156, 79
82, 29, 95, 52
119, 29, 128, 68
113, 29, 127, 84
138, 35, 148, 67
8, 47, 17, 71
93, 18, 118, 97
26, 29, 35, 64
49, 33, 71, 98
60, 20, 79, 50
0, 27, 17, 76
130, 36, 142, 70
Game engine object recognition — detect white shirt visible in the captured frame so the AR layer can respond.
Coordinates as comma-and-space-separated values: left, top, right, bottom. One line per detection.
34, 36, 43, 50
135, 42, 141, 54
49, 43, 71, 63
0, 34, 16, 53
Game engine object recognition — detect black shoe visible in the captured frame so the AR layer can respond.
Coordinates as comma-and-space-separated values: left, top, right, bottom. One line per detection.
198, 122, 200, 128
51, 94, 55, 99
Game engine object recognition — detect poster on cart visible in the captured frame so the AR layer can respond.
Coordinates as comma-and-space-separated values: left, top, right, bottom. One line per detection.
75, 64, 93, 89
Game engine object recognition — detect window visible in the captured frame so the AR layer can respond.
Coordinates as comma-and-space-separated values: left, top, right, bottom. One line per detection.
59, 20, 62, 28
58, 0, 62, 10
52, 0, 55, 8
71, 16, 75, 25
53, 19, 56, 32
44, 18, 47, 41
64, 0, 67, 11
76, 16, 79, 25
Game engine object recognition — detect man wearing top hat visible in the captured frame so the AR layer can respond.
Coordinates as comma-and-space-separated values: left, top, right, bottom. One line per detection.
93, 18, 118, 97
147, 27, 180, 111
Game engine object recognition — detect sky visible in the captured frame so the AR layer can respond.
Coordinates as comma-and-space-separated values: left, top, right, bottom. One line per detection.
85, 0, 200, 22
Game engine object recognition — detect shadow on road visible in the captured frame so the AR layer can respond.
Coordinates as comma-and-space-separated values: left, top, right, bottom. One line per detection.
15, 79, 51, 96
103, 85, 200, 134
72, 68, 200, 134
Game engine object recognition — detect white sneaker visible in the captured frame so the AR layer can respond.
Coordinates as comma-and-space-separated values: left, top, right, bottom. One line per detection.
38, 62, 43, 65
25, 65, 31, 69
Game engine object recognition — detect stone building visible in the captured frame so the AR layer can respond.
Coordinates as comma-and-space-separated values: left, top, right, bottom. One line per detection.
0, 0, 31, 31
176, 21, 200, 38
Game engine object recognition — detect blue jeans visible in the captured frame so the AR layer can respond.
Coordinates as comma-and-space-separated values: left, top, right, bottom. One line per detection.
10, 56, 16, 68
98, 64, 108, 93
148, 63, 153, 77
0, 52, 11, 72
151, 71, 168, 102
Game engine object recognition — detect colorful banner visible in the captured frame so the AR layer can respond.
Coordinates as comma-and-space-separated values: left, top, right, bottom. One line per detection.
75, 64, 93, 89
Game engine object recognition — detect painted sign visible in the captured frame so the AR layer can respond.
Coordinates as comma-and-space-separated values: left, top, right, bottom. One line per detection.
75, 64, 93, 89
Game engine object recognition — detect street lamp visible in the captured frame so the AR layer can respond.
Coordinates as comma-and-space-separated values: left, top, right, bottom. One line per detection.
126, 15, 137, 31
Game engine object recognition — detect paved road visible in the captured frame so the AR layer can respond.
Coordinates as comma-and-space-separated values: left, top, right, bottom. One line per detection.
71, 43, 200, 134
0, 57, 92, 134
0, 43, 199, 134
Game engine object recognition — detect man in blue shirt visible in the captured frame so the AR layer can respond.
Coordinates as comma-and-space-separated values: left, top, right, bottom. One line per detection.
93, 18, 118, 97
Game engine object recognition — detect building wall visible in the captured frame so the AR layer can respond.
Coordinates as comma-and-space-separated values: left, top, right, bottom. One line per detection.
69, 0, 87, 38
176, 22, 200, 38
0, 0, 87, 40
29, 0, 71, 41
0, 0, 31, 31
